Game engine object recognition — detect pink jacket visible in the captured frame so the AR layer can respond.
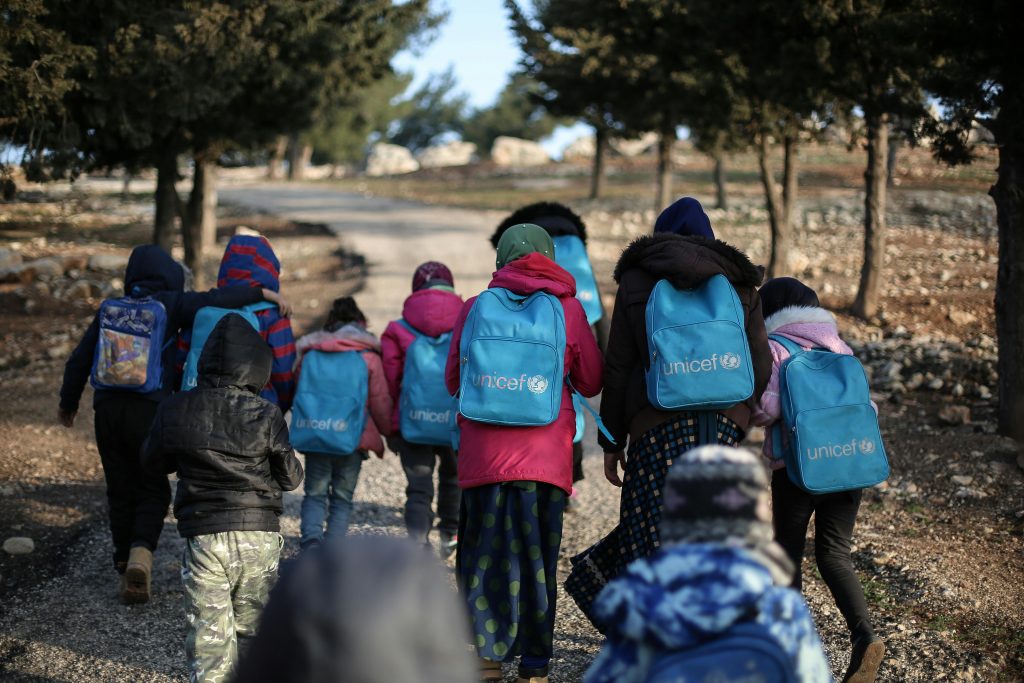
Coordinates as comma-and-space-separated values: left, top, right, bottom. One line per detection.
381, 287, 464, 433
751, 306, 856, 469
295, 324, 393, 456
445, 252, 604, 493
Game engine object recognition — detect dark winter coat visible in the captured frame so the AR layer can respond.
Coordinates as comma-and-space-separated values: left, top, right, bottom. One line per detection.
59, 245, 264, 412
599, 234, 771, 451
142, 313, 303, 538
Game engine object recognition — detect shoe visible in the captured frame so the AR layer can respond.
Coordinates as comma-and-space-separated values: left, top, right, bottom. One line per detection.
516, 678, 548, 683
479, 657, 502, 682
122, 546, 152, 604
843, 637, 885, 683
439, 532, 458, 560
518, 663, 549, 682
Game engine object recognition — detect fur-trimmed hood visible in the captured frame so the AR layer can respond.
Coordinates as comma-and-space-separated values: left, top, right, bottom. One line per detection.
614, 234, 763, 289
764, 305, 852, 359
297, 324, 381, 355
764, 305, 836, 334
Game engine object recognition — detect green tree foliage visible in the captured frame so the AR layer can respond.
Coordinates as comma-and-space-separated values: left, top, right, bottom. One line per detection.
388, 67, 468, 152
462, 73, 560, 155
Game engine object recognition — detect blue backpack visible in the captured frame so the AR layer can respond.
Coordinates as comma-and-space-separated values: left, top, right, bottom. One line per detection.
398, 320, 457, 446
290, 350, 368, 455
770, 335, 889, 494
458, 287, 566, 426
181, 302, 276, 390
645, 274, 754, 410
553, 235, 603, 325
646, 623, 797, 683
91, 296, 169, 392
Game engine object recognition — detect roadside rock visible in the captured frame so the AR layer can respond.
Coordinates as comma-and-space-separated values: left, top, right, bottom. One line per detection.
562, 135, 596, 162
0, 247, 22, 270
3, 536, 35, 555
365, 143, 419, 177
87, 253, 129, 273
490, 136, 550, 167
948, 307, 978, 326
939, 405, 972, 426
416, 141, 477, 168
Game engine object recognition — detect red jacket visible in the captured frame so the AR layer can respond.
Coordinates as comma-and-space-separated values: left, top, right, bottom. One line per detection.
381, 287, 464, 434
445, 253, 604, 493
295, 325, 393, 456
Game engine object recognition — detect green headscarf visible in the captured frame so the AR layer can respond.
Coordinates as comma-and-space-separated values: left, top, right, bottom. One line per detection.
495, 223, 555, 270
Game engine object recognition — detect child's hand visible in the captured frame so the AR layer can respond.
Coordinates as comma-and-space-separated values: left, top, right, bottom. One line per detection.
58, 407, 76, 428
604, 450, 627, 487
261, 289, 293, 318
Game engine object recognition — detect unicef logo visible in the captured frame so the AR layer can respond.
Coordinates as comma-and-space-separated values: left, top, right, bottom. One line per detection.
859, 439, 876, 454
720, 353, 742, 370
526, 375, 549, 394
332, 419, 348, 432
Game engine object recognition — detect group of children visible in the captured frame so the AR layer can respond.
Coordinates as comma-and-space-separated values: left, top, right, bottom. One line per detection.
59, 197, 886, 683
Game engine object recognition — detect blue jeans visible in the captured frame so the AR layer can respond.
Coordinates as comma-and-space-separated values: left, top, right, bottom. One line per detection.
299, 452, 363, 546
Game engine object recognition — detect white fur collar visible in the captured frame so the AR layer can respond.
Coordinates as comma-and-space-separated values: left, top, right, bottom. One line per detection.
297, 324, 380, 352
764, 306, 835, 334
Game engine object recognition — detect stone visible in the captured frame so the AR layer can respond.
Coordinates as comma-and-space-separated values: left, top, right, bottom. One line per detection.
62, 255, 89, 272
490, 136, 550, 167
562, 135, 596, 162
610, 132, 658, 157
62, 280, 102, 301
927, 378, 944, 391
978, 385, 992, 400
88, 253, 129, 273
948, 307, 978, 326
938, 405, 971, 425
416, 140, 476, 168
951, 475, 974, 486
787, 250, 811, 274
25, 258, 65, 282
0, 248, 21, 270
3, 536, 34, 555
365, 143, 419, 176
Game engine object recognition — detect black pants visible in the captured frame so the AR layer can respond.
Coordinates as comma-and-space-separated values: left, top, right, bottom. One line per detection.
572, 441, 584, 484
94, 396, 171, 570
771, 469, 874, 642
397, 436, 460, 541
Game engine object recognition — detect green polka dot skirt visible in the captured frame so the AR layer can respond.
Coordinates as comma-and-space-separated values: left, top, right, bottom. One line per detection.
456, 481, 566, 666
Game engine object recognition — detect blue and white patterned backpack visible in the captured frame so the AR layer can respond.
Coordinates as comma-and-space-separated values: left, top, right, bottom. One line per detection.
91, 296, 169, 392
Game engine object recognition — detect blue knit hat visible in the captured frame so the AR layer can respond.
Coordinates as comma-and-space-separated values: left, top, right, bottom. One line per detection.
654, 197, 715, 239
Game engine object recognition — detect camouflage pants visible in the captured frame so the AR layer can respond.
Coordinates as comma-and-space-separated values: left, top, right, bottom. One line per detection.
181, 531, 283, 683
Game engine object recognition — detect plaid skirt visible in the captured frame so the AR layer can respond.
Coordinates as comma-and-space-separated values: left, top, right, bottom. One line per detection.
564, 412, 742, 630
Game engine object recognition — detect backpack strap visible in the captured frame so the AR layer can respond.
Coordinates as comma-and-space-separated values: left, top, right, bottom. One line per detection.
396, 318, 422, 338
768, 333, 803, 357
246, 301, 278, 314
566, 379, 616, 445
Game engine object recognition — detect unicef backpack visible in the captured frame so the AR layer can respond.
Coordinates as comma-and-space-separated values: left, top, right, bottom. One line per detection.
770, 335, 889, 494
646, 623, 797, 683
290, 350, 368, 455
553, 235, 603, 325
181, 302, 276, 390
91, 296, 170, 392
458, 287, 566, 426
398, 320, 457, 446
645, 274, 754, 410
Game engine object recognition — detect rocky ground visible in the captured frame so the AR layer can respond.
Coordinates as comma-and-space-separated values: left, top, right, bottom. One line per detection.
1, 177, 1022, 682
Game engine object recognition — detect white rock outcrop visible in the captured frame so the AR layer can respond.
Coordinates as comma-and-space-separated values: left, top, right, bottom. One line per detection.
490, 136, 550, 167
365, 143, 420, 177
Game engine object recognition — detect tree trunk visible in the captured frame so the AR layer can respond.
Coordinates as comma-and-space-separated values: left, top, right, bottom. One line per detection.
782, 134, 799, 236
713, 154, 728, 210
655, 128, 674, 212
121, 173, 132, 201
267, 135, 288, 179
992, 140, 1024, 439
758, 133, 789, 279
887, 133, 901, 188
590, 126, 608, 199
179, 156, 220, 290
153, 151, 180, 253
852, 112, 889, 319
287, 135, 311, 181
200, 160, 218, 256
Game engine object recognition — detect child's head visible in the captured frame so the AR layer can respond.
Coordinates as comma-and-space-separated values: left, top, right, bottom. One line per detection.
491, 201, 587, 247
653, 196, 715, 240
411, 261, 454, 292
495, 223, 554, 270
758, 277, 820, 319
324, 296, 366, 332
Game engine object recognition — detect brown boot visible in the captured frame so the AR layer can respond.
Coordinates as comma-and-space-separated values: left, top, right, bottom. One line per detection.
516, 678, 548, 683
479, 658, 502, 682
843, 637, 885, 683
122, 546, 152, 604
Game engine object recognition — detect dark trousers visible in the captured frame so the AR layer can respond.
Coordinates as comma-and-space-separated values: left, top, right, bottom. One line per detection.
771, 469, 874, 642
94, 396, 171, 570
397, 437, 460, 541
572, 441, 584, 484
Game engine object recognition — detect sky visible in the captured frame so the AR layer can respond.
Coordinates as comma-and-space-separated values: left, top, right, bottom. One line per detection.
392, 0, 588, 156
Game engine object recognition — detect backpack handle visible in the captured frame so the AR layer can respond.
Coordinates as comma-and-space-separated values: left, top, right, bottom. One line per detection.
566, 378, 616, 445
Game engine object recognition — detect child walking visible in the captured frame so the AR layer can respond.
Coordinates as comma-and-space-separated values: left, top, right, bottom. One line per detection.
752, 277, 884, 683
58, 245, 288, 603
381, 262, 463, 556
141, 313, 303, 683
445, 224, 603, 683
295, 297, 392, 547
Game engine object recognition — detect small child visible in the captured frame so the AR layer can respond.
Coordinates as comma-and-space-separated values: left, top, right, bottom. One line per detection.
141, 313, 303, 683
295, 297, 392, 546
752, 277, 884, 683
585, 446, 832, 683
381, 262, 463, 555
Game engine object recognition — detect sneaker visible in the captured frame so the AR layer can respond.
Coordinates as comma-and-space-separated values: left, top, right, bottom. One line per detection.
122, 546, 152, 604
843, 637, 885, 683
439, 532, 458, 560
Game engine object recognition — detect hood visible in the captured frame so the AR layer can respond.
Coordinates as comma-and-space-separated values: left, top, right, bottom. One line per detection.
297, 324, 381, 354
614, 234, 763, 290
765, 306, 850, 354
491, 202, 587, 247
402, 288, 463, 337
197, 313, 272, 392
594, 545, 776, 651
489, 252, 576, 298
218, 235, 281, 291
124, 245, 184, 295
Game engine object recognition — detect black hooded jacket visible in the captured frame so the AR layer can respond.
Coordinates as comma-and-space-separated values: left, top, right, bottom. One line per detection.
142, 314, 303, 537
599, 234, 772, 450
59, 245, 265, 411
490, 201, 588, 247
